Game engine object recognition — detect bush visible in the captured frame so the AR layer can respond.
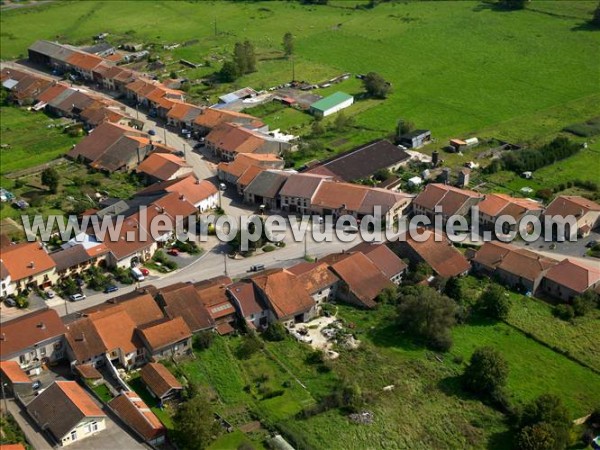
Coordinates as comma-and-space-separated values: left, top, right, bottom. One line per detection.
175, 240, 202, 254
262, 244, 276, 252
463, 346, 509, 399
237, 334, 263, 359
15, 295, 29, 309
572, 292, 597, 316
262, 322, 286, 341
193, 331, 214, 351
478, 284, 510, 320
553, 304, 575, 321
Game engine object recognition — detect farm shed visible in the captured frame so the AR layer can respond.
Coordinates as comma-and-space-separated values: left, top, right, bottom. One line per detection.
309, 91, 354, 118
399, 129, 431, 149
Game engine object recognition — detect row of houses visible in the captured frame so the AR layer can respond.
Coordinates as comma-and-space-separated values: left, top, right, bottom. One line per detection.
412, 183, 600, 239
0, 174, 218, 297
1, 67, 135, 128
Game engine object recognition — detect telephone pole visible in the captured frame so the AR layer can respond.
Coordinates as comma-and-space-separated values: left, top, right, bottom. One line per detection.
223, 253, 228, 276
291, 55, 295, 82
163, 126, 167, 146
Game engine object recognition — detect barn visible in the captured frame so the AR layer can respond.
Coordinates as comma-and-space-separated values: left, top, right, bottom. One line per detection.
309, 92, 354, 118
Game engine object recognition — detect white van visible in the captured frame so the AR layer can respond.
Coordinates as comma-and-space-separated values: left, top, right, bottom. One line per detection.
131, 267, 145, 281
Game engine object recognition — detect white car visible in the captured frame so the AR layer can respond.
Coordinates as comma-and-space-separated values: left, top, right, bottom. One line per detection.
69, 293, 86, 302
45, 290, 56, 299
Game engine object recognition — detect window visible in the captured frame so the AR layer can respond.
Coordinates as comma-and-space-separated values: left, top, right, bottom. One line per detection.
19, 355, 27, 364
70, 430, 77, 441
40, 347, 47, 356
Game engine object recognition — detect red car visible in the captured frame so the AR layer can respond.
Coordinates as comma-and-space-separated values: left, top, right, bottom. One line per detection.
139, 267, 149, 276
167, 248, 180, 256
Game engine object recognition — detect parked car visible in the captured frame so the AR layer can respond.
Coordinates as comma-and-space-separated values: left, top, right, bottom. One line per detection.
103, 285, 119, 294
45, 290, 56, 299
139, 267, 150, 276
167, 248, 180, 256
249, 264, 265, 272
4, 297, 17, 307
69, 293, 86, 302
32, 380, 42, 390
75, 278, 85, 287
130, 267, 145, 281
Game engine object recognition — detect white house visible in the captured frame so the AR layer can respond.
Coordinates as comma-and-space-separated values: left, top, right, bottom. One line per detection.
27, 381, 107, 447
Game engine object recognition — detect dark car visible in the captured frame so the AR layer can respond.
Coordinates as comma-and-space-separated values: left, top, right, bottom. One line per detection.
4, 297, 17, 307
167, 248, 180, 256
32, 380, 42, 390
104, 285, 119, 294
75, 278, 85, 287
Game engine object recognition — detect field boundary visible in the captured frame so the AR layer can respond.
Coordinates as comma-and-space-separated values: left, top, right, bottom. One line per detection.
502, 319, 600, 376
4, 157, 68, 179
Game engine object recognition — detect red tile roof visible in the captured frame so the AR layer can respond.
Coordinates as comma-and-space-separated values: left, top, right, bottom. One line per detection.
397, 229, 471, 278
544, 195, 600, 218
287, 261, 339, 295
138, 317, 192, 352
194, 107, 263, 130
478, 193, 542, 217
158, 283, 214, 332
194, 276, 236, 320
0, 361, 30, 384
108, 391, 165, 442
0, 241, 56, 281
544, 258, 600, 294
349, 242, 407, 279
0, 309, 66, 359
413, 183, 482, 216
140, 362, 182, 399
206, 122, 266, 155
250, 269, 315, 319
329, 252, 392, 308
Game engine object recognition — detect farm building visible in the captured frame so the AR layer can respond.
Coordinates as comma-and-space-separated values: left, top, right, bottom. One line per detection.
309, 92, 354, 118
399, 129, 431, 149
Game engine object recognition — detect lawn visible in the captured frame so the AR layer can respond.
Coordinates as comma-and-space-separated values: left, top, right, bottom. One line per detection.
506, 296, 600, 373
1, 0, 598, 147
128, 376, 175, 429
91, 383, 113, 403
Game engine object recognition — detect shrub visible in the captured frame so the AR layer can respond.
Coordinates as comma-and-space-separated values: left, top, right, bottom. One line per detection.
262, 244, 276, 252
462, 346, 509, 399
193, 331, 214, 351
237, 334, 263, 359
553, 304, 575, 321
262, 322, 286, 341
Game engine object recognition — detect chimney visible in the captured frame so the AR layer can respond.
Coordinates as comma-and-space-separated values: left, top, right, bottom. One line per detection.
29, 261, 35, 269
37, 322, 46, 330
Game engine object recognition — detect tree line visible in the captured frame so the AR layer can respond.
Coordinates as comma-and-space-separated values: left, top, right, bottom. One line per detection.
485, 137, 581, 174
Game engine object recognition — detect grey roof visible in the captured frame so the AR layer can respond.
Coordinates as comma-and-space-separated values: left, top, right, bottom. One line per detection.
279, 173, 329, 199
2, 79, 19, 90
245, 170, 291, 199
306, 140, 411, 182
82, 42, 114, 55
50, 245, 93, 272
26, 381, 105, 442
29, 40, 75, 63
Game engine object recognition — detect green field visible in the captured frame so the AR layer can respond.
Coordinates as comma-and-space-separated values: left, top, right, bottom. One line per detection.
0, 106, 80, 178
1, 0, 598, 146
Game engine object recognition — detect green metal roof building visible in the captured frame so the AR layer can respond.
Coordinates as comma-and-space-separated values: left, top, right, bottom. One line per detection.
309, 91, 354, 117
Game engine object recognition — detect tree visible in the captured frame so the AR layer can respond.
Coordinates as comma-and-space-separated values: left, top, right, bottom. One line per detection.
362, 71, 391, 99
572, 290, 598, 316
397, 118, 415, 136
193, 331, 214, 351
462, 346, 508, 397
41, 167, 59, 194
396, 286, 457, 351
219, 61, 238, 82
244, 40, 257, 73
332, 111, 354, 132
173, 395, 221, 449
517, 422, 558, 450
519, 394, 571, 450
237, 333, 263, 359
376, 285, 398, 304
233, 42, 248, 75
593, 3, 600, 27
283, 32, 294, 57
479, 284, 510, 320
497, 0, 527, 10
263, 322, 287, 342
311, 120, 325, 136
444, 277, 463, 302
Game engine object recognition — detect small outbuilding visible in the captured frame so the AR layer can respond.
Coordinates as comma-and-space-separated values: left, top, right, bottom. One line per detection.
399, 129, 431, 149
309, 92, 354, 118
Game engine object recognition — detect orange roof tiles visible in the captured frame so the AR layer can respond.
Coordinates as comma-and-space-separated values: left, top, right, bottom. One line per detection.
136, 153, 192, 181
0, 361, 30, 384
250, 269, 315, 319
329, 252, 392, 308
545, 258, 600, 294
478, 193, 542, 217
414, 183, 482, 216
544, 195, 600, 218
194, 107, 264, 130
0, 309, 65, 358
66, 52, 104, 71
138, 317, 191, 352
141, 362, 182, 399
1, 241, 56, 281
109, 391, 165, 442
206, 122, 266, 155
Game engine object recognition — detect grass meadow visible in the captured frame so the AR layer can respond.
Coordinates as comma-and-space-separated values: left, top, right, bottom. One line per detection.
1, 1, 598, 146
